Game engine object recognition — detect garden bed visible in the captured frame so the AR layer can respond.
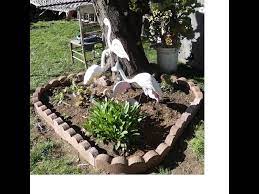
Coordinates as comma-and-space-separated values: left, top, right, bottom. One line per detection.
32, 71, 203, 174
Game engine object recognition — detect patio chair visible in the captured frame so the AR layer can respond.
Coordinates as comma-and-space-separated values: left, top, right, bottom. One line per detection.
69, 4, 104, 68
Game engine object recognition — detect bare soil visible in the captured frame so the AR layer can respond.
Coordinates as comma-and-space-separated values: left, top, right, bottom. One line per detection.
40, 77, 194, 158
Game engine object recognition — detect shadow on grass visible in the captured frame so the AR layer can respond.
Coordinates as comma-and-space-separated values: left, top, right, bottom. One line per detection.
146, 102, 204, 174
175, 63, 204, 79
153, 63, 204, 86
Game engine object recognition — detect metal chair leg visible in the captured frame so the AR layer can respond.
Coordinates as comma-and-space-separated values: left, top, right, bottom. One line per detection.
70, 43, 74, 64
93, 49, 95, 59
83, 50, 87, 69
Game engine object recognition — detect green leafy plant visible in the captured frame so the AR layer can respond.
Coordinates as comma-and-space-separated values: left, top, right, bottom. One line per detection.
129, 0, 150, 14
52, 90, 65, 105
61, 113, 71, 120
189, 120, 204, 160
160, 74, 174, 92
147, 0, 202, 48
68, 79, 86, 96
64, 79, 91, 107
84, 99, 144, 154
75, 95, 88, 107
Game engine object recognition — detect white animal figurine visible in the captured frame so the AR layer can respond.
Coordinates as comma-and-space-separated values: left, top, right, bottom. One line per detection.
83, 48, 110, 85
111, 61, 163, 102
103, 18, 130, 61
84, 17, 130, 85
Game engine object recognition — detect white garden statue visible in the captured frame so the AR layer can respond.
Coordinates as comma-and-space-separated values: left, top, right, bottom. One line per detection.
103, 18, 130, 61
84, 17, 130, 85
83, 48, 110, 85
111, 61, 163, 102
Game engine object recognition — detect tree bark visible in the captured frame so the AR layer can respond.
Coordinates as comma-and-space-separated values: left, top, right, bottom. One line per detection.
93, 0, 151, 76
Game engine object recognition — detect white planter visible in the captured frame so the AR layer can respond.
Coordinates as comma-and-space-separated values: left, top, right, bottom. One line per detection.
157, 47, 179, 73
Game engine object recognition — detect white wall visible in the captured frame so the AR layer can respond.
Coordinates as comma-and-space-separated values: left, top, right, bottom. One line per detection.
178, 0, 204, 71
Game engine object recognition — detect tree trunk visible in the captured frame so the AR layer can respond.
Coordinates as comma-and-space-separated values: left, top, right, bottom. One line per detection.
93, 0, 151, 76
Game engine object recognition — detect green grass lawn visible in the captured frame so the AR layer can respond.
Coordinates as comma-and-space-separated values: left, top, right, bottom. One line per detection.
30, 20, 101, 92
30, 20, 204, 174
189, 121, 204, 161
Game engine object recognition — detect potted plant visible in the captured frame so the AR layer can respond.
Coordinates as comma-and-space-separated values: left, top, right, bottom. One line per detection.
147, 0, 202, 73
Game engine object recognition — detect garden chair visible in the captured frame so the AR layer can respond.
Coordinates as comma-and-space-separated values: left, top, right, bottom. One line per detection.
69, 4, 104, 68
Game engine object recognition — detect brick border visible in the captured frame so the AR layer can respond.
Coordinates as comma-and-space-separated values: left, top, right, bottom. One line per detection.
31, 72, 203, 174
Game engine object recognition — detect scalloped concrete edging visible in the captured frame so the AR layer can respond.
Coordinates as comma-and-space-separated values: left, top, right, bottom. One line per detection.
31, 71, 203, 174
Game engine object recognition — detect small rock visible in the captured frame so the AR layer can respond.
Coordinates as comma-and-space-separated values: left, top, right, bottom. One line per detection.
36, 122, 48, 133
126, 98, 139, 106
91, 83, 97, 88
94, 76, 109, 87
102, 88, 113, 97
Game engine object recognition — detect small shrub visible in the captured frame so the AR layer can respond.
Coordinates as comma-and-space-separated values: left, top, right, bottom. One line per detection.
68, 80, 91, 107
68, 79, 86, 96
160, 74, 174, 92
189, 121, 204, 160
84, 99, 144, 154
53, 80, 90, 107
52, 90, 65, 105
